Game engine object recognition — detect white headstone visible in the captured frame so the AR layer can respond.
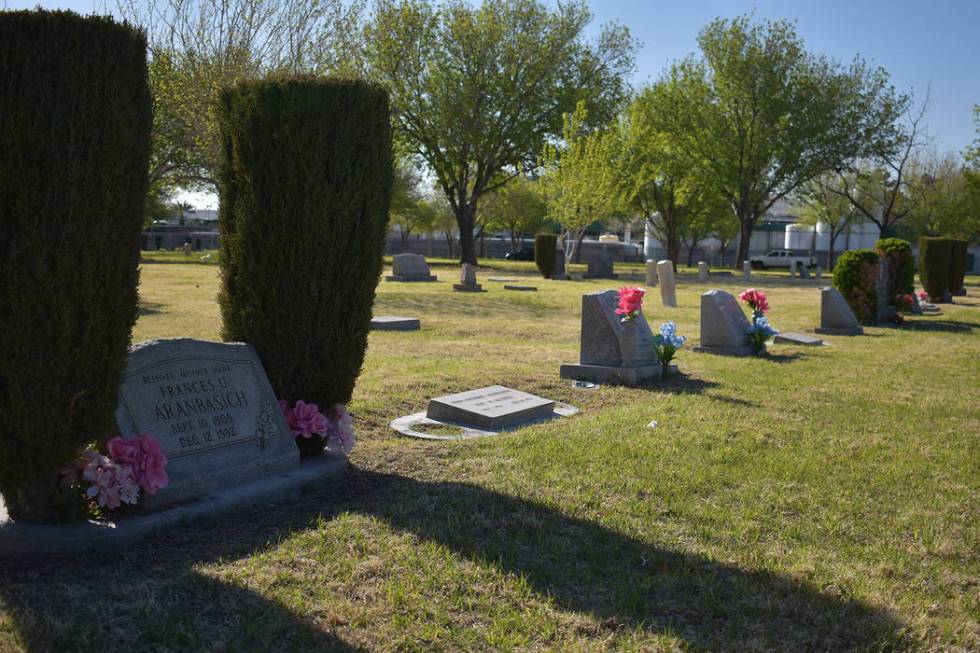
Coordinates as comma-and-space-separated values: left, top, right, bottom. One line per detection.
697, 261, 708, 283
657, 260, 677, 307
743, 260, 751, 282
645, 259, 658, 287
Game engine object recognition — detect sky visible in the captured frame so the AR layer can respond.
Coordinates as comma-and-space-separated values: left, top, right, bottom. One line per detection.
5, 0, 979, 207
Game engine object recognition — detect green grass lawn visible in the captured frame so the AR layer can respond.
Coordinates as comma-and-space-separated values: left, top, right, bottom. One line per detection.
1, 265, 978, 652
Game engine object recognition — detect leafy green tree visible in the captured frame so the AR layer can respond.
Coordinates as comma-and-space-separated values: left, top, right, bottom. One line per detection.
480, 177, 549, 253
364, 0, 636, 264
901, 151, 978, 241
390, 158, 437, 244
615, 87, 736, 266
118, 0, 362, 195
795, 171, 863, 268
540, 103, 621, 262
650, 15, 903, 266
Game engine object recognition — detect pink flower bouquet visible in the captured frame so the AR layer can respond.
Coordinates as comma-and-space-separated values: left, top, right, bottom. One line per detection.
280, 399, 356, 457
60, 434, 169, 515
616, 287, 645, 322
738, 288, 770, 315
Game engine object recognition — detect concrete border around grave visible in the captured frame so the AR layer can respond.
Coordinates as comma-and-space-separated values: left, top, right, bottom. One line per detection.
0, 453, 347, 558
371, 316, 421, 331
391, 404, 578, 440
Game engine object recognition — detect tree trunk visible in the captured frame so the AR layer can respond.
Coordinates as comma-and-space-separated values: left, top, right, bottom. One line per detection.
735, 212, 754, 268
509, 228, 519, 254
686, 240, 699, 267
572, 229, 587, 263
719, 242, 728, 268
455, 202, 478, 265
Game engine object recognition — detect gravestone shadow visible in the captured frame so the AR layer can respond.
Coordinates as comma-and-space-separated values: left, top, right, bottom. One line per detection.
904, 320, 976, 333
0, 468, 904, 651
760, 351, 806, 364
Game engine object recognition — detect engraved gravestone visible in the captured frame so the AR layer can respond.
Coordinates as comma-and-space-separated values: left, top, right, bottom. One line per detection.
875, 259, 896, 323
114, 339, 299, 509
426, 385, 554, 430
657, 260, 677, 307
559, 289, 663, 385
743, 260, 752, 282
386, 253, 437, 281
692, 289, 755, 356
815, 287, 864, 335
697, 261, 708, 283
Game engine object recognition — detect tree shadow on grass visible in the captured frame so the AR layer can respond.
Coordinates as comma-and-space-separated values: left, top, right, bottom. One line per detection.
0, 468, 905, 651
760, 351, 807, 364
137, 301, 166, 317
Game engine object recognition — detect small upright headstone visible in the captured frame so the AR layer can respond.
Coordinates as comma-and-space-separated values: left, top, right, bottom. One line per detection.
692, 290, 756, 356
552, 249, 567, 280
743, 260, 752, 282
645, 259, 658, 287
559, 289, 664, 385
697, 261, 708, 283
386, 253, 437, 282
453, 263, 484, 292
114, 339, 300, 510
814, 287, 864, 335
799, 262, 811, 279
657, 260, 677, 307
815, 265, 823, 280
585, 250, 616, 279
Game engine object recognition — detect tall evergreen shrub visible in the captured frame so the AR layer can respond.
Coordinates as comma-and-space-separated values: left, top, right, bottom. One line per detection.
875, 238, 915, 305
948, 239, 968, 294
0, 11, 151, 521
918, 237, 952, 301
218, 78, 392, 413
832, 249, 880, 325
535, 233, 558, 278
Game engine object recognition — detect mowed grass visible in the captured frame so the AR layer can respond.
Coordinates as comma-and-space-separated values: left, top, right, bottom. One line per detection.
1, 264, 978, 652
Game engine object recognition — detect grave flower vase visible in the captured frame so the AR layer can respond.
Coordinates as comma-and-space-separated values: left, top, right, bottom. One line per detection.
295, 435, 326, 458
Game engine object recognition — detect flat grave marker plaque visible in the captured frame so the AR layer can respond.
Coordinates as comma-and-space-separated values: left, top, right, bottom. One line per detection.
426, 385, 555, 430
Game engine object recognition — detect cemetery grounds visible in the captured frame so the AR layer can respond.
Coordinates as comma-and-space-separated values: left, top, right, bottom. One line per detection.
0, 257, 977, 652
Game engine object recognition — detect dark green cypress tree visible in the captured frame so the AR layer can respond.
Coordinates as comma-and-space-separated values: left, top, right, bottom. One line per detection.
535, 234, 558, 278
0, 11, 152, 520
217, 78, 392, 421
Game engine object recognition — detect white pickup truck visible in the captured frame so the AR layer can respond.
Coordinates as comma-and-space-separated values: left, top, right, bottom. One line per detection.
749, 249, 816, 270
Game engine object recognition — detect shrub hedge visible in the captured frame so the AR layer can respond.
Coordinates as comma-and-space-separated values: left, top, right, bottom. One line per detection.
875, 238, 915, 305
948, 239, 968, 294
833, 249, 880, 325
218, 78, 392, 423
918, 237, 952, 301
535, 233, 557, 278
0, 11, 151, 520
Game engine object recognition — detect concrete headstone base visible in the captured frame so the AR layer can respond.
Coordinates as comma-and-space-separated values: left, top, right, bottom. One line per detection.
371, 316, 421, 331
559, 362, 676, 386
0, 453, 347, 558
452, 283, 484, 292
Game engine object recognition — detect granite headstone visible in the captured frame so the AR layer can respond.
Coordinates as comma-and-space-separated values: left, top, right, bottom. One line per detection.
743, 260, 752, 282
386, 253, 437, 282
645, 259, 658, 287
426, 385, 555, 430
114, 339, 300, 509
559, 289, 664, 385
697, 261, 708, 283
585, 250, 616, 279
692, 289, 756, 356
814, 287, 864, 335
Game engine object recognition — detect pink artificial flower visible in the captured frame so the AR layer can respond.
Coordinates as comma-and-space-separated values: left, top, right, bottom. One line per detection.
738, 288, 770, 314
80, 450, 139, 509
107, 435, 169, 496
323, 405, 356, 455
917, 290, 929, 301
278, 399, 291, 418
615, 287, 645, 319
284, 400, 328, 439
